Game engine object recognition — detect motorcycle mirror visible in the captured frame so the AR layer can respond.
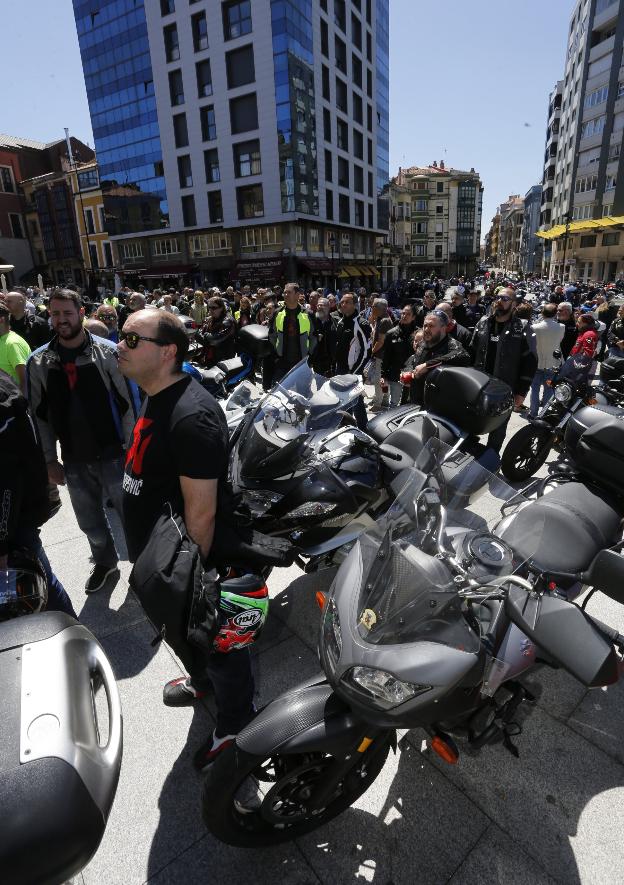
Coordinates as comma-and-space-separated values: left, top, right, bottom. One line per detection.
504, 587, 619, 687
581, 549, 624, 606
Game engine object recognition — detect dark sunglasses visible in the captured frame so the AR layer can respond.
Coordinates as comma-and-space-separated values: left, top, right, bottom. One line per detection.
496, 295, 513, 303
99, 313, 117, 320
119, 330, 168, 349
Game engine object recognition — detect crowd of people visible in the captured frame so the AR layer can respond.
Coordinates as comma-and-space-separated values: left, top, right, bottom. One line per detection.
1, 269, 622, 774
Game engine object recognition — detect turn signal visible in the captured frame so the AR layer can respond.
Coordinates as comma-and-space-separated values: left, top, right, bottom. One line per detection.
316, 591, 327, 610
430, 735, 459, 764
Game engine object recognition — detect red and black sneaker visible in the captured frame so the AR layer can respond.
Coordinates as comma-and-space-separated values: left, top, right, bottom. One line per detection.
162, 676, 209, 707
193, 730, 236, 771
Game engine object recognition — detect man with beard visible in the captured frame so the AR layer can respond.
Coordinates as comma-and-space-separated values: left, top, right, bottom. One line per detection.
401, 310, 470, 406
414, 289, 437, 328
471, 287, 537, 452
27, 289, 139, 593
380, 303, 418, 406
436, 301, 474, 357
309, 296, 337, 376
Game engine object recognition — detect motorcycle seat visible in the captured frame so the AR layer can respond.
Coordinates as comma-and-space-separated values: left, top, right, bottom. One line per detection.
380, 414, 445, 472
216, 356, 245, 381
498, 482, 622, 575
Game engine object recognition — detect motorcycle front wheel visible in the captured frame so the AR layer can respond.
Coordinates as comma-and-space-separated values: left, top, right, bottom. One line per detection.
501, 424, 554, 481
201, 738, 391, 847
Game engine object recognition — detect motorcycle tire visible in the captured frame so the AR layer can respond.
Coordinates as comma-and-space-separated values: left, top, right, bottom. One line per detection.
501, 424, 553, 482
201, 737, 391, 847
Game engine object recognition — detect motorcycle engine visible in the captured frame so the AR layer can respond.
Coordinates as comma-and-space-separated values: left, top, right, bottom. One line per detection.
459, 532, 515, 583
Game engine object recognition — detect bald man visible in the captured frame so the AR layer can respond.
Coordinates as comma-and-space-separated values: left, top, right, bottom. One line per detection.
6, 291, 52, 350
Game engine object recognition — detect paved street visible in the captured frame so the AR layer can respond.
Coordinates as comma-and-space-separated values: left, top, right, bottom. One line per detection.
43, 408, 624, 885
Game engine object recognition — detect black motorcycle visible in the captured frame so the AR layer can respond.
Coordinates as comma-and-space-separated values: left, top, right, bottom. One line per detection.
230, 361, 513, 572
501, 353, 622, 481
201, 437, 624, 846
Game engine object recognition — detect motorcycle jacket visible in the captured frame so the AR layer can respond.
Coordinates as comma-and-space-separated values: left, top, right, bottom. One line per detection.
381, 322, 417, 381
471, 314, 537, 397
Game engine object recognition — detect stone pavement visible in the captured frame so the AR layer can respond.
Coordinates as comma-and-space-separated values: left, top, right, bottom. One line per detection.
41, 410, 624, 885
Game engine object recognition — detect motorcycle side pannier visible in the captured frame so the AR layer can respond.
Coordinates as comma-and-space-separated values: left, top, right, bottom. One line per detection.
237, 324, 273, 358
424, 367, 513, 436
564, 404, 621, 452
564, 406, 624, 494
599, 354, 624, 386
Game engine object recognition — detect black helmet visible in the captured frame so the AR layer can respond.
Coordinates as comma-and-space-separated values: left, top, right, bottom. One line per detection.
0, 549, 48, 621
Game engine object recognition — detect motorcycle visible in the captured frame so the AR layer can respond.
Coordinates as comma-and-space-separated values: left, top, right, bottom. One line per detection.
229, 361, 513, 573
200, 438, 624, 846
183, 352, 255, 401
501, 352, 623, 481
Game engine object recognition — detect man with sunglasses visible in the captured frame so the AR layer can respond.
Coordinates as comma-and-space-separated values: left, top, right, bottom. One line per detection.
119, 309, 256, 770
471, 287, 537, 452
26, 289, 139, 593
95, 304, 119, 343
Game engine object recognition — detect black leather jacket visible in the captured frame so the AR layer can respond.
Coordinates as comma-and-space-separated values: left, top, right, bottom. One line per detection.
381, 322, 416, 381
471, 314, 537, 396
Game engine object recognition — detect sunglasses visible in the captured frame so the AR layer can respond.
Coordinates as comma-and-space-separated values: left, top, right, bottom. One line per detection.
99, 314, 117, 320
496, 296, 513, 303
119, 330, 168, 349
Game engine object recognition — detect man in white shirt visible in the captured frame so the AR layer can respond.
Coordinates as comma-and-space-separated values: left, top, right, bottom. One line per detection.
529, 303, 564, 418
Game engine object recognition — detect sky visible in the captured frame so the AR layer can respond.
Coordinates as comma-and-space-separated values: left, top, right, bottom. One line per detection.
3, 0, 572, 237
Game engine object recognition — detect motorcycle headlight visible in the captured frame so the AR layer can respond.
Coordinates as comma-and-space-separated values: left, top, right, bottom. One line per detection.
321, 597, 342, 670
287, 501, 338, 519
554, 382, 573, 404
344, 666, 431, 710
244, 490, 283, 516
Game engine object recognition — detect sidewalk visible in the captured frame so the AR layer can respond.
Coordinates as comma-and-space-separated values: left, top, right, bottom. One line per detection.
41, 411, 624, 884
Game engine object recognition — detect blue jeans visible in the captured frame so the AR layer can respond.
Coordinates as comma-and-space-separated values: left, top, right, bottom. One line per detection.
64, 458, 125, 568
15, 526, 77, 618
530, 368, 555, 418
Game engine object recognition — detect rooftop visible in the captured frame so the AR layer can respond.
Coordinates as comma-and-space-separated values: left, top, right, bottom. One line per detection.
0, 133, 65, 151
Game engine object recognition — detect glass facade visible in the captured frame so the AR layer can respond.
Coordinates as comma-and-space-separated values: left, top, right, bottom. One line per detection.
375, 0, 390, 230
271, 0, 319, 215
72, 0, 168, 235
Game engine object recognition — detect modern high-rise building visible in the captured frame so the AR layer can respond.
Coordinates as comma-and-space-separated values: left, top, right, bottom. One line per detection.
519, 183, 543, 274
537, 0, 624, 282
71, 0, 389, 290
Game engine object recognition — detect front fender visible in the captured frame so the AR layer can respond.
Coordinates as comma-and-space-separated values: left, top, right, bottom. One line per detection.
236, 678, 368, 757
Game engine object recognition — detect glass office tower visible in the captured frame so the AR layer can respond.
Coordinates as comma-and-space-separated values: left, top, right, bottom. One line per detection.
72, 0, 168, 235
375, 0, 390, 230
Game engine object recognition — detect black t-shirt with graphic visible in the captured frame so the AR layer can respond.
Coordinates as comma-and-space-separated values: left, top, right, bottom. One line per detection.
122, 375, 228, 562
58, 342, 105, 463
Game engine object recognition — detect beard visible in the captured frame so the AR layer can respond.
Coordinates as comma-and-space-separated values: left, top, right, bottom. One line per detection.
424, 331, 443, 348
54, 317, 83, 340
495, 306, 512, 319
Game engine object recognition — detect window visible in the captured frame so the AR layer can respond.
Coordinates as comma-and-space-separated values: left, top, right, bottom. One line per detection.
178, 154, 193, 188
354, 199, 364, 226
77, 168, 99, 190
367, 138, 373, 164
334, 0, 346, 31
603, 203, 613, 216
326, 189, 334, 220
352, 55, 362, 87
321, 19, 329, 57
196, 59, 213, 98
572, 203, 594, 220
412, 221, 427, 234
341, 231, 351, 251
153, 238, 180, 256
605, 174, 617, 190
99, 206, 106, 231
192, 12, 209, 51
226, 44, 255, 88
237, 183, 264, 219
578, 146, 601, 166
8, 213, 24, 238
366, 103, 372, 130
366, 67, 372, 98
619, 82, 624, 99
230, 93, 258, 133
366, 30, 372, 62
89, 244, 99, 269
437, 182, 444, 193
584, 84, 608, 109
336, 78, 348, 113
173, 113, 189, 148
223, 1, 252, 40
603, 232, 620, 246
413, 244, 426, 257
169, 69, 184, 106
208, 190, 223, 223
413, 199, 427, 211
337, 118, 348, 151
200, 105, 216, 141
322, 65, 330, 100
309, 228, 320, 251
368, 171, 373, 197
335, 35, 347, 72
435, 245, 443, 259
354, 164, 364, 193
339, 193, 350, 224
325, 149, 333, 182
182, 194, 197, 227
575, 174, 598, 192
121, 242, 143, 260
436, 204, 443, 215
608, 143, 621, 162
353, 93, 363, 124
368, 204, 373, 228
338, 157, 349, 188
103, 242, 113, 267
160, 0, 174, 14
353, 129, 363, 159
435, 222, 443, 235
351, 13, 362, 49
204, 149, 220, 183
84, 208, 95, 234
579, 116, 605, 139
163, 24, 180, 61
233, 139, 261, 177
579, 235, 597, 247
587, 54, 611, 80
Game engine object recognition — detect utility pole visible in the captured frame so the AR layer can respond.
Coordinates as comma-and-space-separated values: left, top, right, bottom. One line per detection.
560, 210, 572, 282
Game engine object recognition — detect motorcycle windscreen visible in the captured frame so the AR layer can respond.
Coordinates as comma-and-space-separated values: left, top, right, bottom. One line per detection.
356, 439, 544, 649
237, 361, 362, 479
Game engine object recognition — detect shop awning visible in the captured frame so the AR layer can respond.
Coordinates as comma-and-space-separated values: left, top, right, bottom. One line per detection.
343, 265, 363, 276
356, 265, 373, 276
298, 257, 333, 273
337, 268, 349, 278
142, 264, 196, 278
536, 215, 624, 240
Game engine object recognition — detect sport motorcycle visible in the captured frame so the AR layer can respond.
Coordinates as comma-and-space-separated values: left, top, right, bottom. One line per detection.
201, 438, 624, 846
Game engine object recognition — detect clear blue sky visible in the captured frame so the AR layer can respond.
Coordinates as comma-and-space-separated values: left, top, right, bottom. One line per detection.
4, 0, 572, 235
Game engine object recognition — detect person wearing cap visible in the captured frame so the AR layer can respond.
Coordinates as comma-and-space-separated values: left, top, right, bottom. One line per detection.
400, 309, 470, 406
369, 297, 394, 410
268, 282, 315, 381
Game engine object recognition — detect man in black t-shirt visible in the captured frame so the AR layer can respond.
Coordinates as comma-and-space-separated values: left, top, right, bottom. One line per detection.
119, 309, 255, 771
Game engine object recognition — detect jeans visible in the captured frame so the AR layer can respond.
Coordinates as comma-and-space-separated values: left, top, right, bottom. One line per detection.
15, 526, 77, 618
190, 647, 255, 736
388, 381, 404, 408
530, 368, 556, 418
64, 458, 125, 568
371, 358, 388, 407
487, 417, 510, 454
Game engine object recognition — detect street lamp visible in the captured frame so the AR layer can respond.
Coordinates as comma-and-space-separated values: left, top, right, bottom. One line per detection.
328, 233, 336, 293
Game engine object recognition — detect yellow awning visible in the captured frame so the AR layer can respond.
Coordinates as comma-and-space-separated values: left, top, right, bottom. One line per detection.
357, 265, 374, 276
368, 265, 381, 276
343, 265, 362, 276
337, 269, 349, 278
536, 215, 624, 240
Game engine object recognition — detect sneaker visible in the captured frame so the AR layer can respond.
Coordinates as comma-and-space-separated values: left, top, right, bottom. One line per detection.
163, 676, 209, 707
193, 730, 236, 772
85, 564, 119, 594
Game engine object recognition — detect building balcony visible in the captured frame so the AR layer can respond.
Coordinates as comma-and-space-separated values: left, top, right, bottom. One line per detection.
588, 33, 615, 64
593, 1, 620, 33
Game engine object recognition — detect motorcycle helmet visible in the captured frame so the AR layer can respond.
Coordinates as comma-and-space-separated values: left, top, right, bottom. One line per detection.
213, 582, 269, 653
0, 549, 48, 621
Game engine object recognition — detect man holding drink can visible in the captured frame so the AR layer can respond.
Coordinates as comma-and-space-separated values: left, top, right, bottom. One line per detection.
401, 309, 470, 405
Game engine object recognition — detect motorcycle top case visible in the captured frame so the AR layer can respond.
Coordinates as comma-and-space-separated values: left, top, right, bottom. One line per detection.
237, 323, 273, 358
0, 612, 122, 885
424, 367, 513, 436
600, 354, 624, 385
564, 404, 624, 495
